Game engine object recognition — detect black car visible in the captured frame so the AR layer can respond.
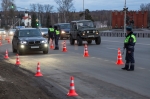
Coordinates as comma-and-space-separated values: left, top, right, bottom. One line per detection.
12, 28, 49, 55
70, 20, 101, 46
54, 23, 70, 40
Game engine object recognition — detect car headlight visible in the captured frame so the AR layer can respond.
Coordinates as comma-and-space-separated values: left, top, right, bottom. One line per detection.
96, 30, 99, 34
41, 32, 44, 35
10, 31, 13, 34
87, 31, 89, 33
20, 41, 27, 44
61, 31, 65, 34
41, 40, 47, 43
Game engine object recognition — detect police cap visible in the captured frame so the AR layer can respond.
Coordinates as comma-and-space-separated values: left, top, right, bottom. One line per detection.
126, 26, 132, 31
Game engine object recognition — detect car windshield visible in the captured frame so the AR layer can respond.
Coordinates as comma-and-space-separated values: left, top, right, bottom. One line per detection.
40, 28, 48, 32
60, 24, 70, 29
10, 29, 16, 31
77, 21, 94, 28
19, 29, 42, 37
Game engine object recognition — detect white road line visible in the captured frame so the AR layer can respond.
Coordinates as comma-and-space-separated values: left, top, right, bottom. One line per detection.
102, 40, 150, 46
138, 67, 145, 69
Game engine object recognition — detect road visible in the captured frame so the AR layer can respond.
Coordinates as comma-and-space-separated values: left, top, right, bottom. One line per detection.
0, 36, 150, 99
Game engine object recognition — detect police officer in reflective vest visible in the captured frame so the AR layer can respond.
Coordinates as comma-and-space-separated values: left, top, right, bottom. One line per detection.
54, 26, 60, 50
48, 25, 54, 44
122, 27, 136, 71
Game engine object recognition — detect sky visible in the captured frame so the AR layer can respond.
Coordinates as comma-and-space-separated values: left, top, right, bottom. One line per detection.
13, 0, 150, 12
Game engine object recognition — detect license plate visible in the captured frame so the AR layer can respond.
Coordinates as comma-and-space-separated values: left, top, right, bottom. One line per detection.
88, 35, 94, 37
31, 46, 39, 48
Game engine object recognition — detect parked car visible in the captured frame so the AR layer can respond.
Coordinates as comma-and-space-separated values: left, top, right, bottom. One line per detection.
12, 28, 49, 55
0, 29, 6, 35
8, 29, 16, 36
70, 20, 101, 46
54, 23, 70, 40
39, 28, 48, 38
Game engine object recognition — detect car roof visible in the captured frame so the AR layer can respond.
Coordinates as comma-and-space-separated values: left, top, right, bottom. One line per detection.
17, 28, 38, 30
71, 20, 92, 23
54, 23, 70, 25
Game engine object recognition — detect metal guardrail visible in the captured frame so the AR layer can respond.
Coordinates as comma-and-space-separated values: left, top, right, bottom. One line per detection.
100, 32, 150, 38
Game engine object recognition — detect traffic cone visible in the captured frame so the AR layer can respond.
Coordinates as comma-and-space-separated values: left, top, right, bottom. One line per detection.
116, 48, 124, 65
62, 40, 67, 52
15, 54, 21, 66
0, 40, 2, 46
4, 49, 9, 59
83, 44, 89, 57
67, 76, 78, 96
35, 62, 43, 77
7, 38, 10, 44
50, 40, 54, 49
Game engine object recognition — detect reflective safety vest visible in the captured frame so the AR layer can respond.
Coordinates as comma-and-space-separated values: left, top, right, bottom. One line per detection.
49, 28, 54, 32
124, 34, 136, 43
55, 30, 60, 35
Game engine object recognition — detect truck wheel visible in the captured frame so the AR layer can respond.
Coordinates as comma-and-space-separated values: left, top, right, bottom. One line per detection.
70, 36, 75, 45
95, 36, 101, 45
12, 44, 17, 53
77, 36, 82, 46
87, 40, 92, 44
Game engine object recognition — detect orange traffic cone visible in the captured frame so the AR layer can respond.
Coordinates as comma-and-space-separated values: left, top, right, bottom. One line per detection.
116, 48, 124, 65
0, 41, 2, 46
4, 49, 9, 59
35, 62, 43, 77
62, 40, 67, 52
7, 38, 10, 44
83, 44, 89, 57
67, 76, 78, 96
50, 40, 54, 49
15, 54, 21, 66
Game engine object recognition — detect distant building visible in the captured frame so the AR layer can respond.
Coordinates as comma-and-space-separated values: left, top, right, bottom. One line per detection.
22, 11, 31, 27
112, 11, 148, 29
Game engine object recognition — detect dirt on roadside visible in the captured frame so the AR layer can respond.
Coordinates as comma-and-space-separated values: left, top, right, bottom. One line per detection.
0, 58, 58, 99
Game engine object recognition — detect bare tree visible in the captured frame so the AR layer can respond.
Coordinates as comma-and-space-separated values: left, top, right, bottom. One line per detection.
140, 3, 150, 28
44, 4, 53, 25
30, 4, 37, 12
1, 0, 16, 28
55, 0, 75, 23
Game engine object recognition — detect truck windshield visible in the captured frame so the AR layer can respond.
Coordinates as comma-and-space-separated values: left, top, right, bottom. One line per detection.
77, 21, 94, 28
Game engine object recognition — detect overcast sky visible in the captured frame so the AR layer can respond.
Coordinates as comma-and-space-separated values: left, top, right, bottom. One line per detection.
14, 0, 149, 11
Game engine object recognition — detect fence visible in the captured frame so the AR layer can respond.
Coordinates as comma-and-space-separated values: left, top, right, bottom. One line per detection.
100, 32, 150, 38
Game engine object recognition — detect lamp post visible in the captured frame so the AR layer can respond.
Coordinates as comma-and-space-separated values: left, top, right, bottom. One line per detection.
83, 0, 85, 20
123, 0, 128, 36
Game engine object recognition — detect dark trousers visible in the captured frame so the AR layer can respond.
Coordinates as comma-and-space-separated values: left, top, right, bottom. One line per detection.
54, 35, 59, 48
48, 36, 54, 44
124, 50, 135, 70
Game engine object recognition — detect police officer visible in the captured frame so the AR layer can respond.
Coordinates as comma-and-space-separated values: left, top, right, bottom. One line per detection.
48, 25, 54, 44
54, 26, 60, 50
122, 27, 136, 71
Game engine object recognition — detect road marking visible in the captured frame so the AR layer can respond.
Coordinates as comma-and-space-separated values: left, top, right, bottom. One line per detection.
106, 47, 118, 50
138, 67, 145, 69
97, 58, 102, 60
91, 57, 96, 58
104, 60, 109, 62
102, 40, 150, 46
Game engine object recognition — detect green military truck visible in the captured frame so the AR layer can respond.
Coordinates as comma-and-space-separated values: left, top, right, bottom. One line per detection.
70, 20, 101, 46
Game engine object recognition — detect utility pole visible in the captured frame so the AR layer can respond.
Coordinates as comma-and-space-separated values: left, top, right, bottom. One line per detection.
83, 0, 85, 20
123, 0, 128, 36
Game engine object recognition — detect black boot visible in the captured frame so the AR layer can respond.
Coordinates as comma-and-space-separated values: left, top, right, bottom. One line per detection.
127, 63, 134, 71
54, 47, 59, 50
122, 63, 129, 70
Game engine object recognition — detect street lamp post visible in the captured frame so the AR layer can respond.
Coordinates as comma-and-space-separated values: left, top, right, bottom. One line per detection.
83, 0, 85, 20
123, 0, 128, 36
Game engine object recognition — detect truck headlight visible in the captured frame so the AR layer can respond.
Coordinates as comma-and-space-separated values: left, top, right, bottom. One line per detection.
41, 40, 47, 43
87, 31, 89, 33
20, 41, 27, 44
61, 31, 65, 34
96, 31, 99, 34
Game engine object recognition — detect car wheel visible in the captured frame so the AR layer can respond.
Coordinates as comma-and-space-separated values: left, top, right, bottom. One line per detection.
70, 36, 75, 45
12, 44, 17, 53
95, 36, 101, 45
87, 40, 92, 44
77, 36, 82, 46
43, 49, 48, 54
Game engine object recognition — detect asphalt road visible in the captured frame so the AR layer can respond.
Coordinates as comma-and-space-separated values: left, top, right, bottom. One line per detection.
0, 36, 150, 99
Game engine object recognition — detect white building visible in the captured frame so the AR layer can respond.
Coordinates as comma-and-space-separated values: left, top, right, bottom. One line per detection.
22, 11, 31, 27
